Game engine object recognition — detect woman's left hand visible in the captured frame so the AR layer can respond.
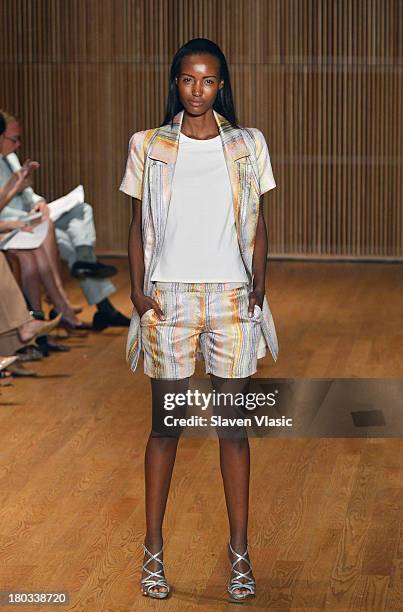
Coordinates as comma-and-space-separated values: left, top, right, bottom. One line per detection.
248, 289, 264, 317
33, 200, 50, 219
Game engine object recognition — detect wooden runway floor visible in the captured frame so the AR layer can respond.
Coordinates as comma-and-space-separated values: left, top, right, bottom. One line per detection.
0, 259, 402, 611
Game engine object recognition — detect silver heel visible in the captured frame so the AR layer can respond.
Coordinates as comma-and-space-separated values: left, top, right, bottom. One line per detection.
141, 544, 170, 599
227, 541, 256, 601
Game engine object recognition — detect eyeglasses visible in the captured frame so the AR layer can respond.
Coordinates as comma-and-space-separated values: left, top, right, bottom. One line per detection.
4, 135, 21, 144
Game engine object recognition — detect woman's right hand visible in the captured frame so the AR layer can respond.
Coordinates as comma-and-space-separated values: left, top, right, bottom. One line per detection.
131, 290, 165, 320
12, 169, 33, 193
21, 159, 40, 176
11, 159, 40, 193
0, 219, 34, 233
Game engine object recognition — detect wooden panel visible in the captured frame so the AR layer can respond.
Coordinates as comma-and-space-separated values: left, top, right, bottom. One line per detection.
0, 0, 401, 258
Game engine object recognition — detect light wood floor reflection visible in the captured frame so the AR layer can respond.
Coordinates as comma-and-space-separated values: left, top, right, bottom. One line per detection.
0, 259, 402, 611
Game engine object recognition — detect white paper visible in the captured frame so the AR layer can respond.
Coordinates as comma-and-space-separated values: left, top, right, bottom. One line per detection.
1, 220, 49, 250
47, 185, 84, 222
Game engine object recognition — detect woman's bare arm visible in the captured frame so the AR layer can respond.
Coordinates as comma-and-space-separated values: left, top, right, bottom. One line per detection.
249, 195, 268, 314
128, 198, 145, 300
0, 172, 32, 211
128, 198, 164, 319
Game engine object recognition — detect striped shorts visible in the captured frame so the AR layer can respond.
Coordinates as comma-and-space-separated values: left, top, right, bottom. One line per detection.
140, 281, 265, 379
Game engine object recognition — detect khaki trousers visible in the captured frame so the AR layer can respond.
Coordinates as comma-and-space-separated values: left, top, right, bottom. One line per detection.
0, 253, 31, 354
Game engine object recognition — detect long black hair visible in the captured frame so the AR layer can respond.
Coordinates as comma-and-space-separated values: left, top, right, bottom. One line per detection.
161, 38, 239, 128
0, 113, 5, 136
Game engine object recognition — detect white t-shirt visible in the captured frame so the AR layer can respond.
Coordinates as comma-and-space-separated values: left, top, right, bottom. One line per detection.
151, 131, 249, 282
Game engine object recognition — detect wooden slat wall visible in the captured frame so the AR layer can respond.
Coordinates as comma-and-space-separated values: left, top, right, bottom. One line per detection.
0, 0, 401, 259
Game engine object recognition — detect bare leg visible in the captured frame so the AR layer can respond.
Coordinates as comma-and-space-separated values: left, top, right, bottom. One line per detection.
210, 374, 255, 596
10, 250, 42, 310
39, 220, 71, 304
10, 246, 79, 325
4, 251, 22, 289
27, 224, 80, 324
142, 376, 189, 595
35, 219, 78, 316
32, 247, 78, 320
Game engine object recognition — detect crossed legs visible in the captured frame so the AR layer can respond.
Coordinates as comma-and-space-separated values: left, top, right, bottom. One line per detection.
142, 373, 253, 595
9, 220, 79, 324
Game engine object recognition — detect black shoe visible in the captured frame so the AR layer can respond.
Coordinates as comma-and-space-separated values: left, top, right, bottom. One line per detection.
29, 309, 45, 321
35, 336, 49, 357
49, 342, 70, 353
71, 260, 118, 279
92, 311, 131, 332
15, 345, 43, 362
49, 308, 91, 335
37, 338, 71, 354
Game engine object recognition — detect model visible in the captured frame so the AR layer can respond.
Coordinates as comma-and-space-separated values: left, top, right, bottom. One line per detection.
120, 38, 278, 602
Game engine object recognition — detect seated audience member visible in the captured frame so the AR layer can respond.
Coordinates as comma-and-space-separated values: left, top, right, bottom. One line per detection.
0, 114, 79, 355
0, 158, 86, 333
0, 251, 62, 376
0, 218, 85, 331
0, 110, 130, 331
0, 114, 33, 207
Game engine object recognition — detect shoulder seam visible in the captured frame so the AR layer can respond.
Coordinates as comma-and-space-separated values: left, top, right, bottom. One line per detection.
144, 127, 159, 158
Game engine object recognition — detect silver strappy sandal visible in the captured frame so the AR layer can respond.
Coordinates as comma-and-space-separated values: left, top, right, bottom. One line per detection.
227, 541, 256, 602
140, 544, 170, 599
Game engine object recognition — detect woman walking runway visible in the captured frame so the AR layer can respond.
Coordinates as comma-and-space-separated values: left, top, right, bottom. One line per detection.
120, 38, 278, 602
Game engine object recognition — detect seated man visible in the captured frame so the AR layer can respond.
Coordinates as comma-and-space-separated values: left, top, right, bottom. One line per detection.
0, 110, 129, 331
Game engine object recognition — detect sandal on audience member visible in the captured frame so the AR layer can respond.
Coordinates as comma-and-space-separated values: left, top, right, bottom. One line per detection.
0, 356, 18, 373
7, 362, 38, 377
15, 346, 43, 362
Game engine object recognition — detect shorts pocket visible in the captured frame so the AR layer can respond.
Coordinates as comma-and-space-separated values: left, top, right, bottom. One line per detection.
238, 290, 263, 324
140, 284, 161, 324
252, 304, 263, 322
140, 307, 155, 323
246, 302, 263, 323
